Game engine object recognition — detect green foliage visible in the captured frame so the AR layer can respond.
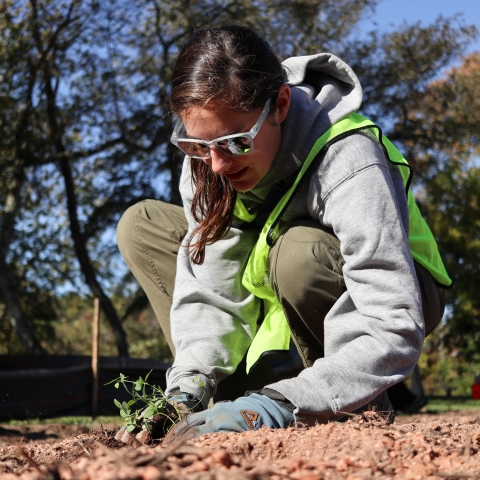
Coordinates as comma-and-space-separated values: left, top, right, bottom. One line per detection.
423, 164, 480, 359
43, 292, 173, 361
346, 16, 477, 139
109, 371, 205, 433
0, 307, 24, 355
418, 328, 480, 397
108, 371, 175, 433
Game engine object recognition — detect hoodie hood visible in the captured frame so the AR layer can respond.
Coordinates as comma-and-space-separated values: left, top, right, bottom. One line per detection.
250, 53, 363, 195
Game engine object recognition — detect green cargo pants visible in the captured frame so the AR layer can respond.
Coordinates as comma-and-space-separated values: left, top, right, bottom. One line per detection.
117, 200, 445, 400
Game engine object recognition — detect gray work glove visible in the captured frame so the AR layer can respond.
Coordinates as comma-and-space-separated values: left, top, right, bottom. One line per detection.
114, 390, 204, 445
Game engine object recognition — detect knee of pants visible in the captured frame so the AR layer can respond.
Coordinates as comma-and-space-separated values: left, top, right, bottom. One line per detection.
116, 200, 153, 262
116, 202, 140, 255
117, 199, 188, 270
269, 220, 345, 307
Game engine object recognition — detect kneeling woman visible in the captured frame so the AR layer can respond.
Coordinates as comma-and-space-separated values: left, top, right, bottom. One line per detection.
116, 25, 450, 443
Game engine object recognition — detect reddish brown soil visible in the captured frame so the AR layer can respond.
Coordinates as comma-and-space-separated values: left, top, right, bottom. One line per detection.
1, 411, 480, 479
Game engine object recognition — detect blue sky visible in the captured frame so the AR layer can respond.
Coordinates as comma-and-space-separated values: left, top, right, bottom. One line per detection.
359, 0, 480, 54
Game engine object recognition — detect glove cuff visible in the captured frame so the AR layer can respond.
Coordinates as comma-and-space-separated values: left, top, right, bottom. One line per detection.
249, 388, 296, 413
168, 390, 205, 413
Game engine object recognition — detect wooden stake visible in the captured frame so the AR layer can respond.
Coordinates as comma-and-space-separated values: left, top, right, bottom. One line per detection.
92, 297, 100, 419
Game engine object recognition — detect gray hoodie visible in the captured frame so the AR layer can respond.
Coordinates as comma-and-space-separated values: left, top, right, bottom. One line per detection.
166, 53, 424, 425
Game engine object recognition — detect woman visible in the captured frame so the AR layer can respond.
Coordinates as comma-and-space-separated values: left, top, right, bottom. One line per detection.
116, 24, 450, 444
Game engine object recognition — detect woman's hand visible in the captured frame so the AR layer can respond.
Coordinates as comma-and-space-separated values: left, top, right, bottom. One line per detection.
163, 392, 295, 446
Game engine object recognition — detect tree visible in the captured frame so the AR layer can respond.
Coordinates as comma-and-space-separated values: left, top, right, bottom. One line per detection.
0, 0, 135, 355
0, 0, 51, 354
396, 53, 480, 361
344, 17, 476, 139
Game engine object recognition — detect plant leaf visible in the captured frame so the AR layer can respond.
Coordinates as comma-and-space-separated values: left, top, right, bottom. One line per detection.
126, 424, 136, 432
142, 406, 156, 418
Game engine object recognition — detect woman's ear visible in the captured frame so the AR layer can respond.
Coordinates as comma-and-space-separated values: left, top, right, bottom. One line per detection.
276, 84, 291, 124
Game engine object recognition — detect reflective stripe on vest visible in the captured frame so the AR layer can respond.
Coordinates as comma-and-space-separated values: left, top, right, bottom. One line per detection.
234, 112, 452, 373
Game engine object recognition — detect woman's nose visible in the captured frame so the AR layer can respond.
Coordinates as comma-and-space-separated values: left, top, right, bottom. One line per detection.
208, 147, 233, 175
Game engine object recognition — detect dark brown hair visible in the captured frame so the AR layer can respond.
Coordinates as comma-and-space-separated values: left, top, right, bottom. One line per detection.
171, 25, 285, 264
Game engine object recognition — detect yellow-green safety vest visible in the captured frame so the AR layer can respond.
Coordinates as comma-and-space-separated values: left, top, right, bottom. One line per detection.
233, 113, 452, 373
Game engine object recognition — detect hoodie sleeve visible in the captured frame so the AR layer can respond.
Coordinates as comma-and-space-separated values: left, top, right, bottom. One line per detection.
265, 133, 424, 425
165, 159, 261, 402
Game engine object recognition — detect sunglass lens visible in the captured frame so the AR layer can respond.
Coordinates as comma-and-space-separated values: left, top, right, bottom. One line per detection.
216, 136, 252, 155
178, 141, 210, 158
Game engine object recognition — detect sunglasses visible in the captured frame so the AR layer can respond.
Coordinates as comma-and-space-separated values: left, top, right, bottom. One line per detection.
170, 98, 272, 159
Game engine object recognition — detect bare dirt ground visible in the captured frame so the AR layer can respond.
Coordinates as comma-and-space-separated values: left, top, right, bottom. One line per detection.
0, 410, 479, 479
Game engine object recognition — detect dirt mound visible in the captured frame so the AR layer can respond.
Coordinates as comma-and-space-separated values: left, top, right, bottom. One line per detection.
1, 412, 479, 479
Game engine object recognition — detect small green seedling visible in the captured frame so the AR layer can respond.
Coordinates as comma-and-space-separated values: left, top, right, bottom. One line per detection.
107, 371, 178, 434
107, 371, 206, 435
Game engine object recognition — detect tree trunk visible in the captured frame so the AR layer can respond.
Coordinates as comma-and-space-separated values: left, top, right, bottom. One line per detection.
59, 157, 129, 357
0, 164, 46, 354
167, 142, 182, 206
36, 38, 129, 356
0, 255, 45, 354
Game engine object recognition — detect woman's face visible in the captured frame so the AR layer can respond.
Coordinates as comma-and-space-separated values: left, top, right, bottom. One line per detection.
181, 84, 291, 192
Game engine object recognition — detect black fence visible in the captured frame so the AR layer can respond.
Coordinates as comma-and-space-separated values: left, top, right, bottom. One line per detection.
0, 355, 169, 419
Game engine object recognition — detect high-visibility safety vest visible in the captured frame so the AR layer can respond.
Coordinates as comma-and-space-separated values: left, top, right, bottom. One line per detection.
233, 113, 452, 373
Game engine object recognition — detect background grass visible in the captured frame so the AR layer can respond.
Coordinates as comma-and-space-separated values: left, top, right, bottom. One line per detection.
425, 396, 480, 413
2, 416, 122, 427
